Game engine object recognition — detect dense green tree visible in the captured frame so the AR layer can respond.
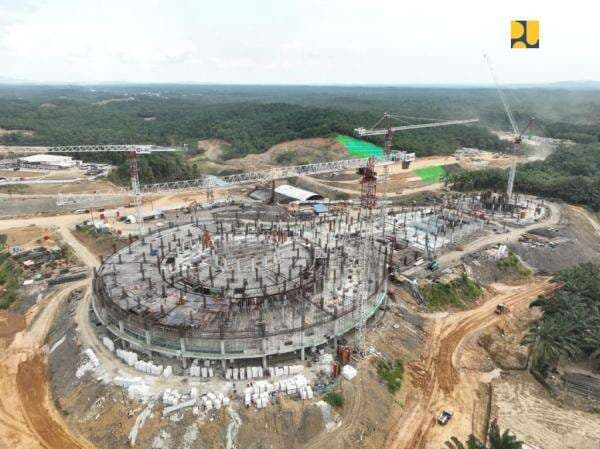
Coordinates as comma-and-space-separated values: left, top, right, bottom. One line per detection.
522, 263, 600, 371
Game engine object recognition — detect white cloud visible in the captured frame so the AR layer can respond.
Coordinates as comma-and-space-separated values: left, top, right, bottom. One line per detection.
0, 0, 597, 84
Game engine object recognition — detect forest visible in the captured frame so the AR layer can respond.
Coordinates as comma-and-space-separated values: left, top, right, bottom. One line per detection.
523, 263, 600, 374
1, 84, 600, 184
449, 142, 600, 210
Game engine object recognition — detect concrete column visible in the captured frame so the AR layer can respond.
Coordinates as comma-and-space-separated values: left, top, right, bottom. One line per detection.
333, 320, 339, 351
118, 320, 124, 333
262, 338, 268, 368
145, 330, 151, 345
220, 340, 226, 370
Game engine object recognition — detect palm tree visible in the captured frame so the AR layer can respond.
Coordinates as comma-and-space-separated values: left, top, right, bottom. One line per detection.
445, 423, 523, 449
488, 421, 523, 449
521, 315, 583, 369
445, 435, 487, 449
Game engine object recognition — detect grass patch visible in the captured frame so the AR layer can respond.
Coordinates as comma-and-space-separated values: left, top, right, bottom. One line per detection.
422, 273, 482, 310
377, 359, 405, 393
336, 135, 384, 158
0, 244, 22, 309
497, 252, 531, 277
323, 391, 344, 408
414, 165, 446, 184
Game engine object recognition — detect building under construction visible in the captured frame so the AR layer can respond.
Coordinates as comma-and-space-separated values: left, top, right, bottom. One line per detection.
93, 211, 389, 368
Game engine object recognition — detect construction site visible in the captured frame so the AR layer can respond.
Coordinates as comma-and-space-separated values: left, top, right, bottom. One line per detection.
1, 77, 599, 449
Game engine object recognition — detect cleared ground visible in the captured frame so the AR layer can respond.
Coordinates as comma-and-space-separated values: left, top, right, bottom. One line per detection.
492, 372, 600, 449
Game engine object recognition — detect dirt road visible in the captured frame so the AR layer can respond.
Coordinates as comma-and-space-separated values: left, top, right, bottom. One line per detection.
386, 279, 557, 449
0, 280, 95, 449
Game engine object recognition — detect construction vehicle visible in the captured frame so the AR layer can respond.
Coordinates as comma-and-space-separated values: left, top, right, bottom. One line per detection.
437, 410, 453, 425
495, 303, 508, 315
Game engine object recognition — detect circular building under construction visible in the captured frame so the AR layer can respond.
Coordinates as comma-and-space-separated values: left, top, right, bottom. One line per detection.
92, 212, 389, 368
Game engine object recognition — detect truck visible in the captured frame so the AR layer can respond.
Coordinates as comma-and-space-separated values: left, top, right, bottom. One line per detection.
495, 303, 508, 315
437, 410, 453, 425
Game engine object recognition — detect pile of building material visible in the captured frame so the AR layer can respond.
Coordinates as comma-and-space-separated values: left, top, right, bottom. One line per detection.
341, 364, 358, 381
116, 348, 138, 366
189, 365, 214, 378
113, 376, 153, 401
102, 336, 115, 352
162, 387, 231, 415
135, 360, 164, 376
75, 348, 101, 378
243, 374, 312, 409
267, 364, 304, 378
226, 366, 264, 380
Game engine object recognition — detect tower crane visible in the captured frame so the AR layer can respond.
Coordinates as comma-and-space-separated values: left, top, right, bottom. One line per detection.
15, 145, 179, 235
484, 54, 534, 199
354, 115, 479, 233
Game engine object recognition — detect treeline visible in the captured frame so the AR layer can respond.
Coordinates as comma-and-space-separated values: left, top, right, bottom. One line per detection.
450, 143, 600, 210
523, 263, 600, 374
0, 95, 506, 158
1, 84, 598, 183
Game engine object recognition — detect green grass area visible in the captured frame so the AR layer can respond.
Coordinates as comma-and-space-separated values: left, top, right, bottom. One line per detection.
323, 391, 344, 408
0, 235, 21, 309
414, 165, 447, 184
422, 273, 483, 310
497, 252, 531, 278
336, 135, 384, 158
377, 359, 405, 393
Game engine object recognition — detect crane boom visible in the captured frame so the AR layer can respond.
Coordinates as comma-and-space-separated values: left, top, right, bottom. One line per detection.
354, 118, 479, 136
3, 145, 179, 154
484, 54, 520, 135
13, 144, 180, 234
56, 153, 398, 205
484, 54, 534, 198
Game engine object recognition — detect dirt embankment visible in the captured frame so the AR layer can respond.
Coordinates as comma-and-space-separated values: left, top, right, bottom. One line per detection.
0, 281, 95, 449
386, 279, 556, 449
193, 137, 346, 175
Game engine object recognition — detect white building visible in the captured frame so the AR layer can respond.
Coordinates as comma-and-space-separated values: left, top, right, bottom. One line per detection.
274, 185, 324, 203
18, 154, 78, 169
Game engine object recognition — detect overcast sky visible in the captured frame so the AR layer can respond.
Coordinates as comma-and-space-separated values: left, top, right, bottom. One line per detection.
0, 0, 596, 85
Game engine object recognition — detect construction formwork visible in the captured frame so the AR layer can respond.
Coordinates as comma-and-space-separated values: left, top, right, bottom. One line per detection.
387, 206, 486, 255
93, 211, 388, 368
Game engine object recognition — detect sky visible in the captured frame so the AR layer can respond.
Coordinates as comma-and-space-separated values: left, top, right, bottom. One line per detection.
0, 0, 597, 85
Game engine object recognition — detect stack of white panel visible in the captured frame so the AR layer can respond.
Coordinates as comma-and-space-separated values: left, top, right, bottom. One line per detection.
163, 366, 173, 377
102, 337, 115, 352
128, 383, 151, 400
162, 389, 180, 405
84, 348, 100, 367
116, 348, 138, 366
134, 360, 164, 376
225, 369, 232, 380
269, 364, 303, 378
189, 366, 201, 377
306, 386, 313, 399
